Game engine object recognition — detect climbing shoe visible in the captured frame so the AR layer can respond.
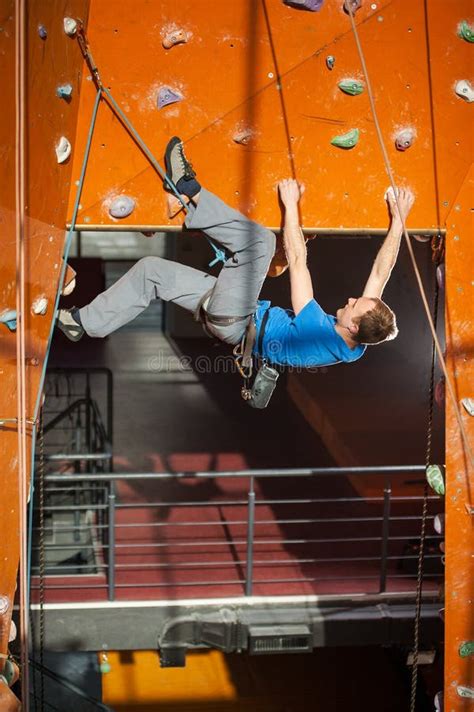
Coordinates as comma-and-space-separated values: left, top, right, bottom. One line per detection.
57, 307, 84, 342
164, 136, 201, 199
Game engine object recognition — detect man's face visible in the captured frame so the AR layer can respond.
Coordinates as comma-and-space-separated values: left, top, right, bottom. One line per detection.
336, 296, 376, 334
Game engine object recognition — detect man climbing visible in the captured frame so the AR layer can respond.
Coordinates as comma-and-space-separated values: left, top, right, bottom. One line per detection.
58, 137, 414, 371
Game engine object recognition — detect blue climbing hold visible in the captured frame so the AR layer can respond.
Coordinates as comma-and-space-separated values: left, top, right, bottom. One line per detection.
157, 87, 183, 109
38, 24, 47, 39
0, 310, 17, 332
284, 0, 324, 11
56, 84, 73, 100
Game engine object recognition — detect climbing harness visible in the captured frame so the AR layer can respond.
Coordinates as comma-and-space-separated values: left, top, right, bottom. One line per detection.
75, 23, 225, 269
233, 309, 279, 409
193, 292, 279, 408
409, 252, 442, 712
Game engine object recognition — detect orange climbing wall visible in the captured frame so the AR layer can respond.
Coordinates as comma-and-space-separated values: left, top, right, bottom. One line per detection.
69, 0, 472, 232
444, 167, 473, 711
0, 0, 90, 671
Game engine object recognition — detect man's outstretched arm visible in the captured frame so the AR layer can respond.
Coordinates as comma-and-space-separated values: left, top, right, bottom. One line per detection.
278, 179, 313, 315
363, 187, 415, 299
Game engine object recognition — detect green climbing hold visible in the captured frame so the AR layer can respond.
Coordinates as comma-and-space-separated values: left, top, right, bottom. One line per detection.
458, 20, 474, 43
459, 641, 474, 658
426, 464, 445, 496
331, 128, 359, 149
100, 660, 111, 674
338, 79, 364, 96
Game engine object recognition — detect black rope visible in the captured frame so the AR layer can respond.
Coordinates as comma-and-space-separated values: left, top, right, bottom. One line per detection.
38, 412, 46, 712
409, 249, 441, 712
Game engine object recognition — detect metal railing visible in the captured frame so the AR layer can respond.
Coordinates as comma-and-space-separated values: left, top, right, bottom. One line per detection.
30, 465, 444, 603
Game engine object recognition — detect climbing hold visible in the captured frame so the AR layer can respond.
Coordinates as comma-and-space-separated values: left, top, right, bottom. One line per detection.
457, 686, 474, 699
0, 660, 19, 688
162, 28, 188, 49
395, 128, 415, 151
436, 263, 445, 290
62, 262, 77, 296
9, 620, 16, 644
233, 128, 253, 145
338, 78, 364, 95
326, 55, 335, 70
56, 83, 73, 100
459, 642, 474, 658
461, 398, 474, 416
0, 310, 17, 332
166, 193, 185, 219
37, 24, 47, 39
343, 0, 362, 14
458, 20, 474, 43
433, 513, 444, 535
455, 79, 474, 103
157, 86, 183, 109
55, 136, 72, 164
331, 128, 359, 149
283, 0, 324, 10
32, 297, 48, 316
63, 17, 78, 37
426, 464, 445, 496
434, 692, 443, 712
109, 195, 136, 219
0, 596, 9, 614
413, 234, 430, 242
99, 653, 111, 674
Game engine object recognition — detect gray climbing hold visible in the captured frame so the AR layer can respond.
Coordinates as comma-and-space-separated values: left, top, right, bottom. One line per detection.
459, 641, 474, 658
56, 136, 72, 163
0, 309, 17, 332
458, 20, 474, 43
395, 128, 415, 151
426, 464, 445, 496
433, 513, 444, 535
338, 78, 364, 96
38, 24, 47, 39
109, 195, 136, 219
157, 86, 183, 109
233, 128, 253, 145
162, 28, 188, 49
455, 79, 474, 102
326, 55, 335, 70
331, 128, 359, 149
436, 263, 445, 291
343, 0, 362, 14
461, 398, 474, 416
63, 17, 78, 37
434, 692, 443, 712
56, 83, 73, 100
284, 0, 324, 10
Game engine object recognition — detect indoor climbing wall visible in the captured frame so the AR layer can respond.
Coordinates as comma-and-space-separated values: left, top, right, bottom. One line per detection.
443, 167, 473, 712
68, 0, 472, 233
0, 0, 90, 689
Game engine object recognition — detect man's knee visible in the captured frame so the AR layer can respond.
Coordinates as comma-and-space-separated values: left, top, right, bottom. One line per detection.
137, 256, 163, 274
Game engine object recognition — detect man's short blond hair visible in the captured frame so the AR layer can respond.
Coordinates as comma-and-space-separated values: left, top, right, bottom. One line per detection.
355, 298, 398, 345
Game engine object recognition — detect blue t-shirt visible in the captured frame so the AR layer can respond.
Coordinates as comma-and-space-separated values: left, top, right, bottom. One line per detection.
254, 299, 366, 368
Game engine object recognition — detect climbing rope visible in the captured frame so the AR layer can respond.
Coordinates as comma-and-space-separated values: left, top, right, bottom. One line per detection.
37, 412, 46, 712
345, 5, 473, 470
409, 256, 441, 712
76, 24, 226, 268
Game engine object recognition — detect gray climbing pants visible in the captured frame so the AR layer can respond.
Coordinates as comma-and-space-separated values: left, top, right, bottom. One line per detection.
79, 188, 276, 345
